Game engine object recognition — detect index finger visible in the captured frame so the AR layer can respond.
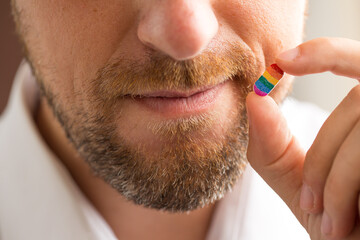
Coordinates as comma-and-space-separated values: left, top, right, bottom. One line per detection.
275, 37, 360, 80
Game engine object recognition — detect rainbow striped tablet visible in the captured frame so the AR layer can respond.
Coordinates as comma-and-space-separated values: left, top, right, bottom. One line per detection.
254, 64, 284, 96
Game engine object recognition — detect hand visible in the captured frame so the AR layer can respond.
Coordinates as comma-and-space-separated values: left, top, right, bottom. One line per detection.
246, 37, 360, 240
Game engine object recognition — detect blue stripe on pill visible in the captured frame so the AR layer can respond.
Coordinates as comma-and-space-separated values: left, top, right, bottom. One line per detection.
255, 79, 272, 94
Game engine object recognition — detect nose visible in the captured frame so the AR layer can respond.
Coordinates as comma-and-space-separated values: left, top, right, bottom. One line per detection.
137, 0, 219, 60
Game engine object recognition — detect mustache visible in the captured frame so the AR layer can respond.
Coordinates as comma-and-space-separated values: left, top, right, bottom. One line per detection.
92, 42, 259, 101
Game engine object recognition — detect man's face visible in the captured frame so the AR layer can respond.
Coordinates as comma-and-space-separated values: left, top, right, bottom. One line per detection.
12, 0, 306, 212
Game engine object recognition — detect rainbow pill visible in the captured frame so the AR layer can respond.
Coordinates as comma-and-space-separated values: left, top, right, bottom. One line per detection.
254, 64, 284, 96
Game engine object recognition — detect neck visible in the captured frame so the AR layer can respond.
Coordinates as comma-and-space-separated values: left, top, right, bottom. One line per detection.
35, 97, 216, 240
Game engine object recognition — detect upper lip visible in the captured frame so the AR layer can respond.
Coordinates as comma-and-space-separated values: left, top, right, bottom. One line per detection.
133, 78, 229, 98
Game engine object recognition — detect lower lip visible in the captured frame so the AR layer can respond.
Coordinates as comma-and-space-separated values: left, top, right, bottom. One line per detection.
133, 82, 227, 117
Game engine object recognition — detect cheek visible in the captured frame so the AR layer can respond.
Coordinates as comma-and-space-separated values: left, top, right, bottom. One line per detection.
219, 0, 305, 66
256, 0, 306, 64
16, 0, 135, 104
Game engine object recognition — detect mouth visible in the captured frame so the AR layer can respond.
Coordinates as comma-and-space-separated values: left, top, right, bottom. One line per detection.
130, 81, 229, 118
133, 84, 222, 98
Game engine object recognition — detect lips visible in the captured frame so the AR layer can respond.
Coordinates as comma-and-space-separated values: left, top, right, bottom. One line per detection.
132, 81, 228, 117
135, 85, 218, 98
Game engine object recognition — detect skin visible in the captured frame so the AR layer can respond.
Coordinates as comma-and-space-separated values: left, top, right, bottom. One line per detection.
13, 0, 360, 239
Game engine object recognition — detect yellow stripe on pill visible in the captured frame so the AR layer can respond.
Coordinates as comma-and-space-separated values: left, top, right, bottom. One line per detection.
263, 71, 279, 85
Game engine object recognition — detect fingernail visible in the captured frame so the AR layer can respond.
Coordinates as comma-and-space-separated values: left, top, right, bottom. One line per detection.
277, 47, 300, 61
321, 211, 333, 237
300, 183, 314, 212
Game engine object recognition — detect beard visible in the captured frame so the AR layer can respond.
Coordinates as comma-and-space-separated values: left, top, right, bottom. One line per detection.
25, 39, 259, 212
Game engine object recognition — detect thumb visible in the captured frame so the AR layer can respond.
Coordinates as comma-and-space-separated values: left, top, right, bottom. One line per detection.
246, 92, 306, 221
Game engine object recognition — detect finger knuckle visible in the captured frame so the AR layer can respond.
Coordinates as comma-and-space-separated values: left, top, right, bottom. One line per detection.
323, 174, 342, 208
347, 84, 360, 105
304, 147, 326, 185
336, 153, 360, 182
312, 37, 337, 50
306, 38, 339, 72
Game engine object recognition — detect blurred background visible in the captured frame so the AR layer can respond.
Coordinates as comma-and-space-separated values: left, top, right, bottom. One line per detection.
292, 0, 360, 112
0, 0, 359, 114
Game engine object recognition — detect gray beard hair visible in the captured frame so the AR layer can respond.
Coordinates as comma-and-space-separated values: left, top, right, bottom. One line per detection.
44, 89, 249, 213
26, 43, 257, 212
38, 75, 250, 212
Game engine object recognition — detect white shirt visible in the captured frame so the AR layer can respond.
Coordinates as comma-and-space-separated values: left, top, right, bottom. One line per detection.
0, 61, 328, 240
